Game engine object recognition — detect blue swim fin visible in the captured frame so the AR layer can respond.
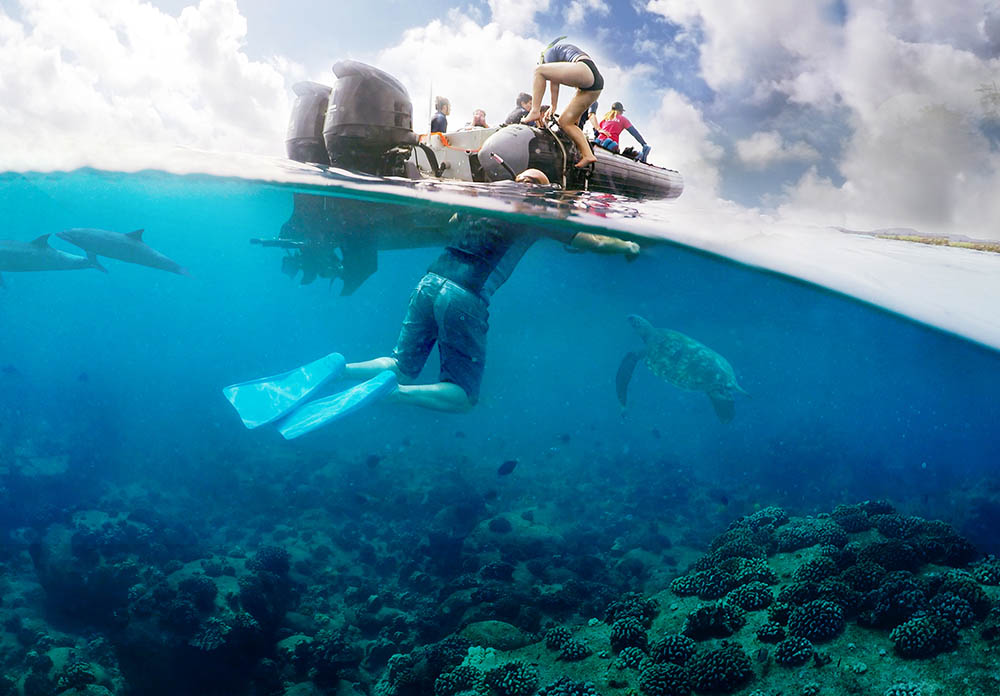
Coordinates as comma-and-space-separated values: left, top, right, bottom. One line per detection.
222, 352, 346, 429
278, 370, 397, 440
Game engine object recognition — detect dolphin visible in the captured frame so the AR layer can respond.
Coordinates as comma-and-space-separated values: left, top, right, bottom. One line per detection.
57, 228, 189, 276
0, 234, 107, 286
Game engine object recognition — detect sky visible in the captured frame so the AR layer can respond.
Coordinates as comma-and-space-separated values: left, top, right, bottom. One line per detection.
1, 0, 999, 238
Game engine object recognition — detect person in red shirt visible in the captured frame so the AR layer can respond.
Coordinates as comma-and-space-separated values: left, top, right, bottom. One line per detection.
594, 102, 651, 162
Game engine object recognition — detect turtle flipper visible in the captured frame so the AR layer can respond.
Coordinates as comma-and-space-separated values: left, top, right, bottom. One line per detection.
616, 351, 644, 407
708, 395, 735, 423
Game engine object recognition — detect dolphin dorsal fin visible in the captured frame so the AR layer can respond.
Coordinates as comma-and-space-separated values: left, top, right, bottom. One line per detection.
30, 234, 51, 248
126, 229, 144, 241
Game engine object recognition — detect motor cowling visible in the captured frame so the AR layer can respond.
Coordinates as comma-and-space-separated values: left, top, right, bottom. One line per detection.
323, 60, 417, 174
477, 125, 564, 184
286, 82, 333, 165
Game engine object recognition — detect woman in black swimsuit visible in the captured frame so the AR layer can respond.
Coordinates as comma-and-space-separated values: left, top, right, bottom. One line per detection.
521, 41, 603, 168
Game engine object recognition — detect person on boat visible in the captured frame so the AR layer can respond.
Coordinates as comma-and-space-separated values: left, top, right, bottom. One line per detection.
521, 39, 603, 168
464, 109, 489, 129
594, 102, 651, 162
504, 93, 533, 125
224, 169, 640, 437
431, 96, 450, 132
582, 101, 600, 136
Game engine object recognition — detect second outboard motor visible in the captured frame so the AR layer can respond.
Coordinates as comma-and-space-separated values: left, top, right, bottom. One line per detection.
477, 125, 565, 185
286, 82, 333, 165
323, 60, 417, 175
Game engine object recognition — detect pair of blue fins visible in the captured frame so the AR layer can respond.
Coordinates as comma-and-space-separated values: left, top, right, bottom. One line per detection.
222, 354, 396, 439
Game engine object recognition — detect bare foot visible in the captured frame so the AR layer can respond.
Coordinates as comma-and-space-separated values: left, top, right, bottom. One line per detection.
521, 111, 541, 124
574, 155, 597, 168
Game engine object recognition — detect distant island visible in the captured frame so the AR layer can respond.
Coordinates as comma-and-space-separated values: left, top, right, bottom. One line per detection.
836, 227, 1000, 254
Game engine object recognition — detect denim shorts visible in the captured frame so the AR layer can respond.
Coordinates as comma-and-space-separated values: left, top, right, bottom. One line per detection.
392, 273, 490, 403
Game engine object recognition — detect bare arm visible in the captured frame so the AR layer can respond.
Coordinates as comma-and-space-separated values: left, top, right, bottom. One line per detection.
570, 232, 640, 257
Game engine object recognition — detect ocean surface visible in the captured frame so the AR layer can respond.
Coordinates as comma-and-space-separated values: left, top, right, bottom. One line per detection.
1, 162, 999, 695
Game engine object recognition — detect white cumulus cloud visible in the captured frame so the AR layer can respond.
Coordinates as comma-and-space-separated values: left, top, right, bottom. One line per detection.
566, 0, 610, 26
736, 131, 820, 169
0, 0, 297, 171
642, 90, 725, 204
376, 11, 545, 132
647, 0, 1000, 238
487, 0, 551, 35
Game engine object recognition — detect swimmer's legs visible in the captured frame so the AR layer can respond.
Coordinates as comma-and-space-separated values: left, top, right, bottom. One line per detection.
387, 382, 473, 413
346, 357, 473, 413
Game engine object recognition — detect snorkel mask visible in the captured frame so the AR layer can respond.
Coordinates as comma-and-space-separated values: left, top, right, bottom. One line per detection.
539, 35, 568, 64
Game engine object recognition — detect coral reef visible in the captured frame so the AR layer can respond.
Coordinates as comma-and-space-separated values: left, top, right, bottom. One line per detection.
681, 604, 746, 640
686, 643, 753, 693
637, 662, 691, 696
787, 599, 845, 642
648, 634, 696, 666
484, 661, 539, 696
774, 636, 814, 666
3, 433, 996, 696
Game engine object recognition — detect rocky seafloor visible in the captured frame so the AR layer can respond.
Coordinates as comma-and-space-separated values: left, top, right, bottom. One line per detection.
1, 442, 999, 696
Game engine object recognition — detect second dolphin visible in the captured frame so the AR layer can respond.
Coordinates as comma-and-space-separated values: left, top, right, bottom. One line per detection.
57, 228, 189, 276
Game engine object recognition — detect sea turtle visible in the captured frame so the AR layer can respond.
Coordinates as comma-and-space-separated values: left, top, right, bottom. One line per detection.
616, 315, 748, 423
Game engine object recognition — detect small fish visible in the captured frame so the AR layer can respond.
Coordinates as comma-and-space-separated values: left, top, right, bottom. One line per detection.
455, 431, 466, 439
364, 454, 381, 469
1, 365, 19, 376
77, 372, 89, 383
497, 459, 518, 476
558, 433, 571, 443
709, 489, 729, 506
755, 647, 769, 663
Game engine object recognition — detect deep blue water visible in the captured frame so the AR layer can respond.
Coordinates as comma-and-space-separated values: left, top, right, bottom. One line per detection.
4, 168, 1000, 695
2, 168, 998, 545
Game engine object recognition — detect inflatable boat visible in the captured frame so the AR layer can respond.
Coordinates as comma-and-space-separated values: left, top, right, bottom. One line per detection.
285, 60, 684, 200
269, 60, 683, 294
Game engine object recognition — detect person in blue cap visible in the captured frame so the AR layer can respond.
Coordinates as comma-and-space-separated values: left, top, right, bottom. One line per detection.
594, 102, 652, 162
521, 38, 603, 168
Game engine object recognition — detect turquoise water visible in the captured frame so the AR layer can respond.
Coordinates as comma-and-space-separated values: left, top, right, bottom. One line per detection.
3, 169, 997, 512
2, 167, 999, 694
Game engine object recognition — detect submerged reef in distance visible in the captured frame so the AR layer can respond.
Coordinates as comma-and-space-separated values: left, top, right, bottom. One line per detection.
1, 450, 999, 696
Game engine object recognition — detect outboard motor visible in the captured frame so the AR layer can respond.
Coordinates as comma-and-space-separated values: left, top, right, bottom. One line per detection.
286, 82, 333, 164
322, 60, 417, 175
477, 125, 565, 185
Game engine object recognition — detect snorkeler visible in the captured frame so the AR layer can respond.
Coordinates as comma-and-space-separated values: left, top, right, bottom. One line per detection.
224, 169, 639, 439
521, 38, 603, 168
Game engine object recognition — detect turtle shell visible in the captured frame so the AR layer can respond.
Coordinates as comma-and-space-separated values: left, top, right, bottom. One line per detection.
644, 328, 740, 394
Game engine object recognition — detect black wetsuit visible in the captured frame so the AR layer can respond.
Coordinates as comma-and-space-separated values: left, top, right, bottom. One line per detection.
541, 43, 603, 91
504, 105, 530, 125
431, 110, 448, 132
